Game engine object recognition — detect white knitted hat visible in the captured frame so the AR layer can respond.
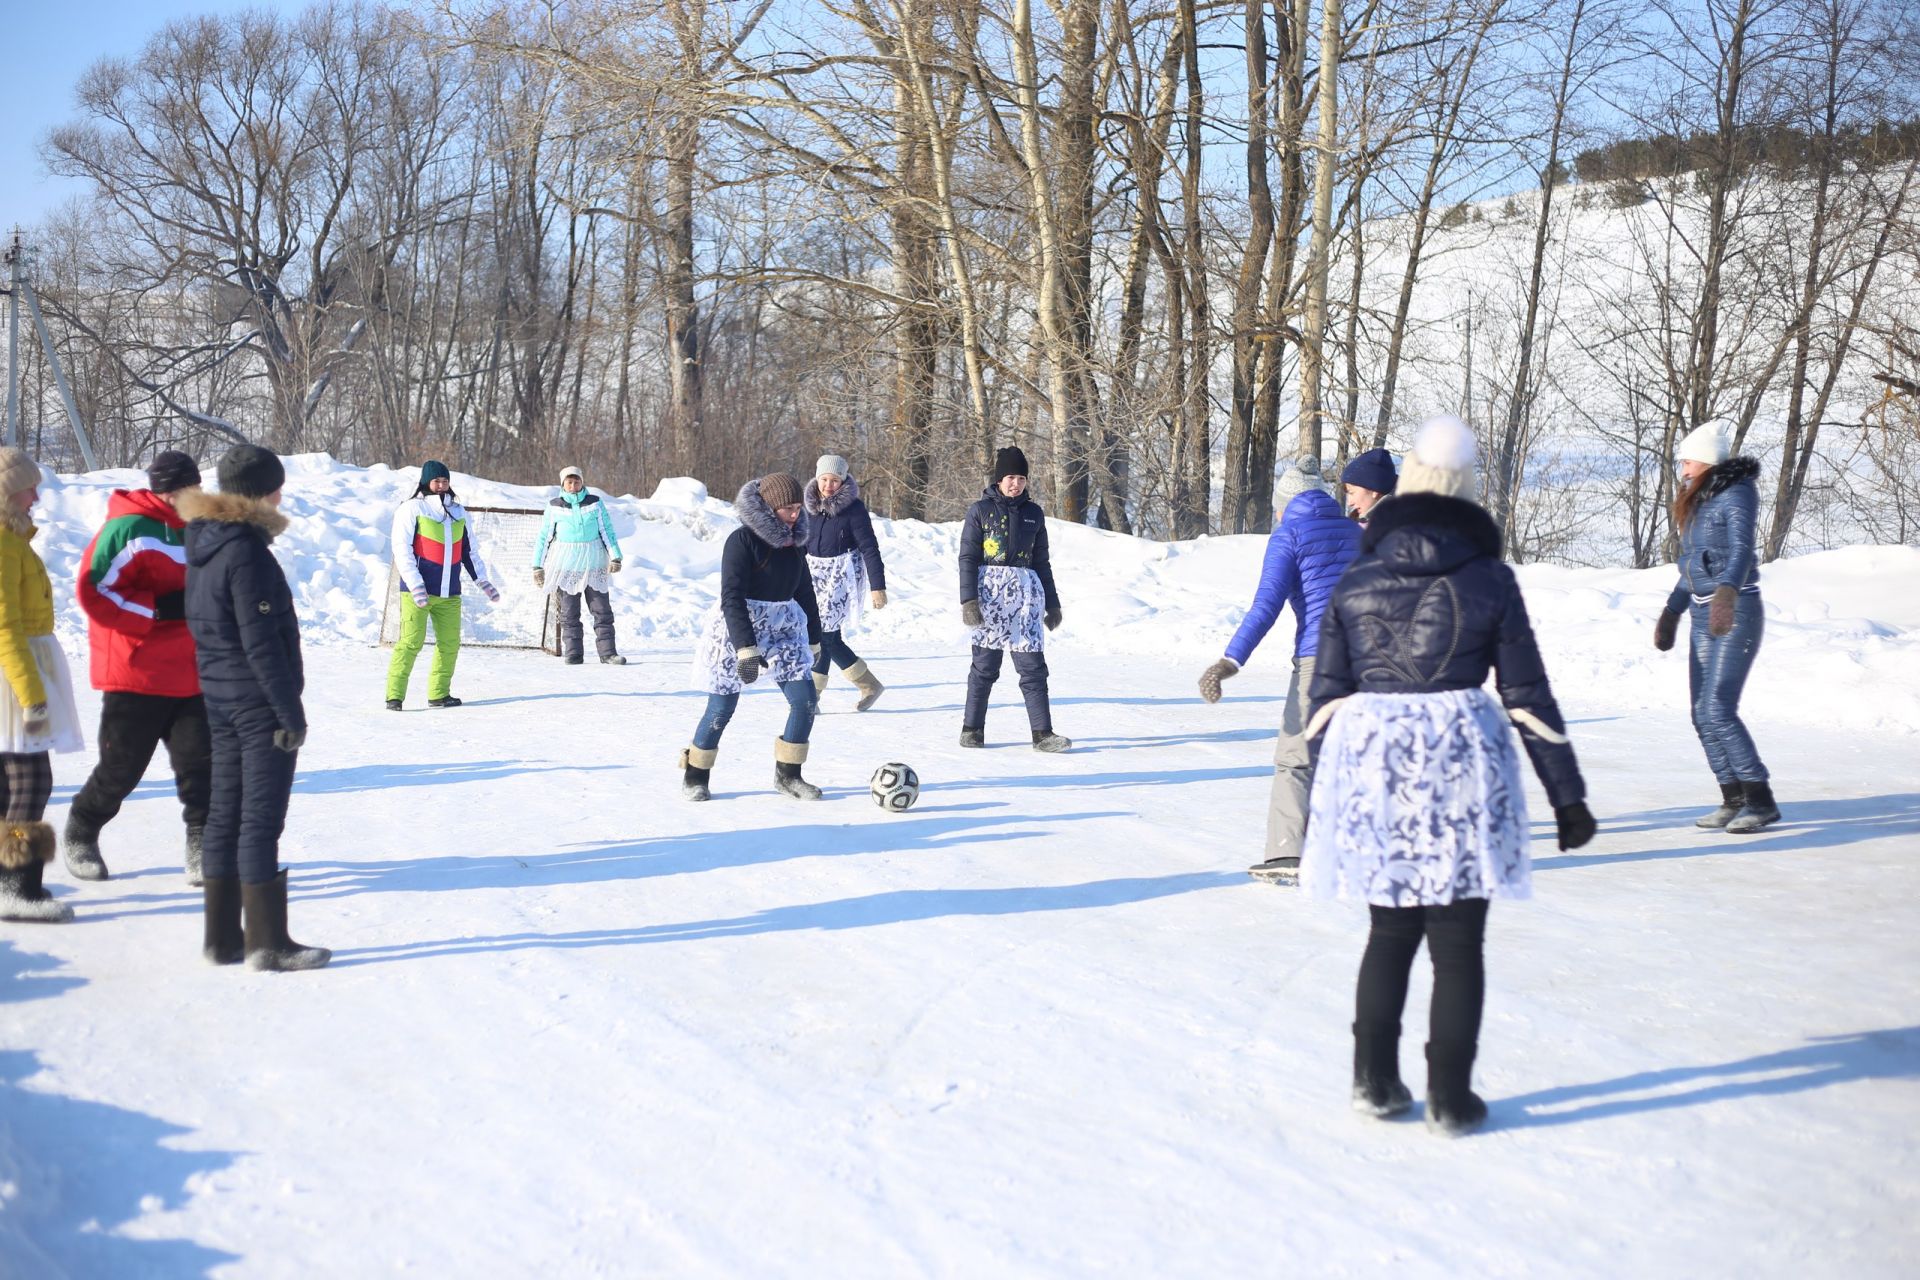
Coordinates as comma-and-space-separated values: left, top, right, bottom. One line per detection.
1396, 415, 1479, 500
815, 454, 849, 479
1677, 423, 1730, 466
559, 465, 584, 482
0, 448, 43, 499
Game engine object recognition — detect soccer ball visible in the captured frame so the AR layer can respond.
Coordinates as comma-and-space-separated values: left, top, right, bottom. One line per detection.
870, 762, 920, 811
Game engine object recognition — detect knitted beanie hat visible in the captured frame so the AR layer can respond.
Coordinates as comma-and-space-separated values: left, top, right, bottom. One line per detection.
216, 444, 286, 499
815, 454, 849, 480
758, 472, 803, 509
1395, 416, 1478, 500
1677, 422, 1731, 466
560, 465, 584, 483
992, 447, 1030, 483
1274, 455, 1328, 506
147, 450, 202, 494
1341, 447, 1398, 495
0, 448, 43, 500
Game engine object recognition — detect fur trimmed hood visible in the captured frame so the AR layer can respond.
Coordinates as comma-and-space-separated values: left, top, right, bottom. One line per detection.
734, 479, 809, 548
176, 489, 290, 539
1697, 454, 1761, 500
1362, 491, 1503, 575
804, 473, 860, 517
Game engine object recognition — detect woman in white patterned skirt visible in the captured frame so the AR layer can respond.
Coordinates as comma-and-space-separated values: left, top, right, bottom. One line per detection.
956, 447, 1068, 752
1301, 416, 1594, 1136
679, 473, 825, 802
804, 454, 888, 710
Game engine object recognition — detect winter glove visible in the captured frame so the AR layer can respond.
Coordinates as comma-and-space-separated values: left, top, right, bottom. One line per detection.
961, 600, 983, 629
479, 580, 501, 603
870, 590, 887, 610
735, 647, 765, 685
1198, 657, 1240, 704
23, 703, 49, 737
810, 643, 822, 664
273, 726, 307, 753
410, 585, 430, 609
610, 559, 623, 574
1554, 802, 1596, 851
1708, 584, 1737, 638
154, 590, 187, 621
532, 568, 545, 589
1044, 606, 1063, 632
1653, 608, 1681, 652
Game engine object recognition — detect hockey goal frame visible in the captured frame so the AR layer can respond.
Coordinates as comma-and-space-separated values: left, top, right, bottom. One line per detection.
377, 504, 560, 653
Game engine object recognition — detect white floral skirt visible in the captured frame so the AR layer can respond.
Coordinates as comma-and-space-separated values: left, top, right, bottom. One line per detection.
691, 599, 812, 695
808, 551, 867, 633
0, 636, 86, 754
970, 565, 1045, 652
1301, 688, 1530, 907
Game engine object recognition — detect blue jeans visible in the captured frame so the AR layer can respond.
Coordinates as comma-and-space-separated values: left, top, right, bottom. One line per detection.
693, 682, 816, 750
1688, 593, 1768, 783
813, 630, 861, 674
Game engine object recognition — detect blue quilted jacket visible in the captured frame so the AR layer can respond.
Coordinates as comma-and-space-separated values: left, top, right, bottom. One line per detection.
1224, 488, 1362, 664
1665, 456, 1762, 613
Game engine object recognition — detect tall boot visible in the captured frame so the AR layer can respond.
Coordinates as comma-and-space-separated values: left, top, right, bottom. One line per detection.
1725, 781, 1780, 834
845, 660, 885, 712
679, 745, 717, 802
1352, 1023, 1413, 1118
1424, 1041, 1488, 1137
0, 823, 70, 922
774, 738, 822, 801
185, 825, 206, 886
61, 815, 110, 881
1695, 781, 1745, 829
812, 668, 830, 696
202, 877, 243, 965
241, 871, 331, 972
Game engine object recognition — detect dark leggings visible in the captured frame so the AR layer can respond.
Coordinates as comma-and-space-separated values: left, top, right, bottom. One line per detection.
1355, 898, 1490, 1051
692, 682, 816, 750
813, 631, 861, 674
0, 751, 53, 822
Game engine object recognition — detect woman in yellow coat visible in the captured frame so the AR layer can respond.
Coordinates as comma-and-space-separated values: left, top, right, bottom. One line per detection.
0, 448, 85, 922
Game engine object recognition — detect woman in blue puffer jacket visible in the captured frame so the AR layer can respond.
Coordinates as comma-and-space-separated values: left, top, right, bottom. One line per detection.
1653, 424, 1779, 833
804, 455, 888, 711
1197, 456, 1365, 881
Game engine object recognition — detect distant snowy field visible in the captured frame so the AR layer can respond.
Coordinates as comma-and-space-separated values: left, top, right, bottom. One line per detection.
3, 456, 1917, 1277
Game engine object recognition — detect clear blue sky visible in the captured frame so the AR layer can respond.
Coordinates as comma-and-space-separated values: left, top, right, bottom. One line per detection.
0, 0, 306, 233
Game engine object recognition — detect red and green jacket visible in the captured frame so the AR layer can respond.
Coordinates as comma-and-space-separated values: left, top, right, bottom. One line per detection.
77, 488, 200, 696
390, 495, 492, 598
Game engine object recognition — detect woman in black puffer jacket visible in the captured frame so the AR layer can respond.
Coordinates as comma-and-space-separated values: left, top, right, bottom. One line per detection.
1301, 416, 1594, 1137
805, 454, 888, 711
680, 474, 825, 802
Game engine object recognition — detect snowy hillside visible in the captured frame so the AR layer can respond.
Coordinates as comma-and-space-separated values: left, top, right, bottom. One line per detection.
3, 456, 1918, 1277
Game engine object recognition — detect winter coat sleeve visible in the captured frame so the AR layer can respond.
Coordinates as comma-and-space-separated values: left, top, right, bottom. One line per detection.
231, 540, 306, 734
1032, 511, 1061, 612
1713, 480, 1759, 590
795, 562, 824, 645
1306, 595, 1355, 713
957, 503, 984, 604
0, 541, 45, 708
851, 500, 885, 591
1665, 578, 1690, 615
596, 500, 622, 561
1490, 566, 1584, 808
78, 521, 157, 638
390, 503, 425, 594
532, 506, 556, 570
461, 522, 490, 584
719, 530, 757, 651
1224, 525, 1300, 667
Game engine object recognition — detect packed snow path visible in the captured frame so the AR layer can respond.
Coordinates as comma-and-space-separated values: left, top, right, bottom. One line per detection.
3, 646, 1917, 1277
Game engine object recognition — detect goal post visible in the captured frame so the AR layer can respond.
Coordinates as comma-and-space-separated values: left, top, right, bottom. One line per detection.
378, 505, 558, 653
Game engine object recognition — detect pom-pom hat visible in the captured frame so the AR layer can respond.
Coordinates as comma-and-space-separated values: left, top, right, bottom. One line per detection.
1395, 415, 1478, 500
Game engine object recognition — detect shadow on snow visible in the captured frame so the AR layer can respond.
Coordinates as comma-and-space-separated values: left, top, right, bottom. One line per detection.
1532, 792, 1920, 871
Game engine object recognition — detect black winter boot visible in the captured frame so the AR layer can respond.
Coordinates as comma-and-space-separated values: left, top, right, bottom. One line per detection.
679, 745, 716, 802
959, 727, 985, 749
1352, 1023, 1413, 1118
202, 877, 243, 965
241, 871, 331, 971
0, 825, 71, 922
1031, 729, 1072, 753
1425, 1041, 1488, 1137
427, 695, 463, 709
774, 739, 822, 801
185, 825, 206, 887
1726, 782, 1780, 834
61, 816, 109, 881
1695, 781, 1745, 830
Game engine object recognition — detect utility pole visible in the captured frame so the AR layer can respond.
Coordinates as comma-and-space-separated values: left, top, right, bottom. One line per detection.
3, 230, 98, 469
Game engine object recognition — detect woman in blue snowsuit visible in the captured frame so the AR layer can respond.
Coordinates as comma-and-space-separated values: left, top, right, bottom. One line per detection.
533, 465, 625, 665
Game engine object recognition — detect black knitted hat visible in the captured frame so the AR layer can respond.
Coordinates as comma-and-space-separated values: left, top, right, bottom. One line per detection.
216, 444, 285, 499
146, 450, 202, 494
992, 447, 1030, 483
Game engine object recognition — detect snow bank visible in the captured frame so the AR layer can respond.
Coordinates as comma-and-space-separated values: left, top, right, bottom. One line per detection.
33, 457, 1920, 733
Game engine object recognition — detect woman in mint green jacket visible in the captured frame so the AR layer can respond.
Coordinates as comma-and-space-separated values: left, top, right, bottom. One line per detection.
533, 466, 626, 665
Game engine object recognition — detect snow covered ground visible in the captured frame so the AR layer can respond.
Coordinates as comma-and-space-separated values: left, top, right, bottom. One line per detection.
3, 458, 1918, 1277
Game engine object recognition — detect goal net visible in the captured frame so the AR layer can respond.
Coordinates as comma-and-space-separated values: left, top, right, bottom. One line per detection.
378, 505, 557, 652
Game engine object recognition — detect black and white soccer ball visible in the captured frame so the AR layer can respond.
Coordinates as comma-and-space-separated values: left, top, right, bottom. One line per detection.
869, 762, 920, 811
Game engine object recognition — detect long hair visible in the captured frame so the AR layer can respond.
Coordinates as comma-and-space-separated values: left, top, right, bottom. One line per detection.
1671, 468, 1709, 530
